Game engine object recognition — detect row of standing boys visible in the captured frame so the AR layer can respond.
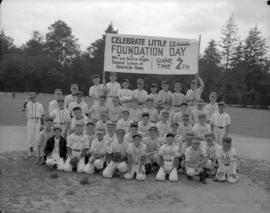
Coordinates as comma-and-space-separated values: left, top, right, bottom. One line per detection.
24, 72, 239, 184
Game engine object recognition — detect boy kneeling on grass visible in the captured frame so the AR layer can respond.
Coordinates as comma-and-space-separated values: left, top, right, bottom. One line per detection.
124, 133, 147, 180
185, 136, 207, 184
84, 128, 107, 174
156, 133, 180, 182
64, 121, 89, 172
214, 137, 239, 183
103, 129, 129, 178
44, 126, 67, 170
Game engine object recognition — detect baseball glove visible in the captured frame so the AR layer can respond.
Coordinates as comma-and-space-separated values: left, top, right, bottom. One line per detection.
70, 157, 79, 167
112, 152, 122, 162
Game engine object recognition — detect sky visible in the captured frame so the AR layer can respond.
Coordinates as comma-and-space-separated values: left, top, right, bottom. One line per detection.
1, 0, 270, 55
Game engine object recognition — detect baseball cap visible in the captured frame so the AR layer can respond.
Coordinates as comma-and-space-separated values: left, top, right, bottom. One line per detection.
53, 125, 62, 131
76, 91, 83, 96
122, 79, 129, 83
162, 81, 168, 85
198, 113, 206, 118
170, 122, 179, 127
223, 137, 232, 143
99, 95, 107, 99
45, 117, 54, 122
151, 83, 158, 88
122, 108, 130, 113
192, 136, 201, 144
73, 107, 82, 111
29, 92, 37, 98
142, 112, 150, 117
146, 97, 154, 102
93, 74, 100, 79
148, 126, 158, 131
116, 129, 125, 135
181, 102, 188, 107
130, 122, 138, 128
107, 121, 116, 126
175, 83, 181, 86
86, 121, 95, 126
133, 133, 142, 139
205, 133, 214, 138
96, 128, 105, 134
218, 101, 225, 106
190, 80, 196, 84
166, 132, 175, 138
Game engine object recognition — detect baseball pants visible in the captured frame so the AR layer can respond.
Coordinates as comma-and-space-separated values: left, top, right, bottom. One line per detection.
156, 161, 178, 182
124, 164, 146, 180
216, 162, 238, 183
27, 119, 41, 149
213, 127, 226, 144
84, 158, 105, 174
46, 153, 65, 171
186, 167, 204, 176
103, 161, 128, 178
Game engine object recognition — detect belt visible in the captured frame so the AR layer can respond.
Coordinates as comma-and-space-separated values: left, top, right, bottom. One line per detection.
138, 103, 144, 105
217, 126, 224, 129
173, 105, 181, 107
72, 149, 81, 152
29, 117, 40, 120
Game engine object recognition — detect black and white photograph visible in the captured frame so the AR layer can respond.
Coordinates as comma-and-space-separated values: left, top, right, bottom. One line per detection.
0, 0, 270, 212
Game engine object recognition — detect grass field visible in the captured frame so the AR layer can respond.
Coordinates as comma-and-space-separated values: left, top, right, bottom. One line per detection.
1, 92, 270, 213
1, 92, 270, 138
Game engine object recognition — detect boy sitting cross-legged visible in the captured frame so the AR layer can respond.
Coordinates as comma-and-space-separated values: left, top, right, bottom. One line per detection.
84, 128, 107, 174
103, 129, 129, 178
63, 121, 89, 172
124, 133, 147, 180
156, 133, 180, 182
44, 126, 67, 170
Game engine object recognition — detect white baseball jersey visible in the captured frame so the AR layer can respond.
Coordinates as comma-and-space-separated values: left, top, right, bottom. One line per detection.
143, 136, 163, 153
177, 122, 193, 136
70, 116, 88, 131
138, 121, 154, 137
148, 93, 161, 106
68, 101, 89, 116
127, 143, 147, 164
95, 120, 108, 130
158, 90, 172, 103
185, 87, 203, 105
103, 133, 117, 148
67, 133, 89, 157
156, 121, 171, 137
90, 138, 108, 155
206, 142, 221, 160
192, 123, 211, 139
119, 89, 133, 103
142, 107, 159, 123
132, 89, 148, 103
26, 101, 44, 119
89, 104, 109, 120
211, 112, 231, 127
158, 143, 180, 161
89, 84, 104, 100
205, 103, 219, 119
106, 81, 121, 97
48, 100, 58, 114
117, 118, 132, 133
171, 93, 185, 106
185, 146, 206, 166
110, 140, 129, 157
64, 94, 77, 109
108, 105, 123, 122
216, 147, 237, 165
50, 108, 71, 124
129, 108, 142, 122
191, 108, 208, 124
172, 111, 183, 124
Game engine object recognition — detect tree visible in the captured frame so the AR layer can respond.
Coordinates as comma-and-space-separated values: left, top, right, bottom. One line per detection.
86, 23, 118, 81
219, 14, 239, 70
44, 20, 80, 65
243, 26, 269, 105
200, 40, 223, 100
0, 31, 15, 55
24, 31, 44, 56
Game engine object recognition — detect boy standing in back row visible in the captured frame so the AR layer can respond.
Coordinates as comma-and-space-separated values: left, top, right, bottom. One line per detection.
25, 92, 45, 158
65, 84, 78, 109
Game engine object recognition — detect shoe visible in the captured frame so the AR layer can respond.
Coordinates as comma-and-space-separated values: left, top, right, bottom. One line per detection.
200, 172, 207, 184
187, 175, 193, 181
213, 177, 225, 183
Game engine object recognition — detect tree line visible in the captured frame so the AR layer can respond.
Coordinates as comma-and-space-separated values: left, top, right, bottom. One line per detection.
0, 15, 269, 107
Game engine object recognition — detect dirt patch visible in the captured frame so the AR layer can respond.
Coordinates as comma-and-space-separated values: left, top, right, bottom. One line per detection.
0, 152, 269, 213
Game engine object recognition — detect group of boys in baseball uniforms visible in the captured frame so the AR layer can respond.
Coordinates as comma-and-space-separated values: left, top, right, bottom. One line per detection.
25, 72, 238, 184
